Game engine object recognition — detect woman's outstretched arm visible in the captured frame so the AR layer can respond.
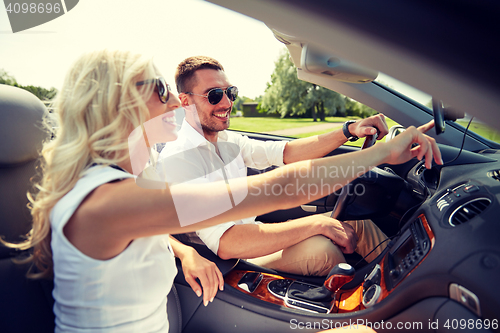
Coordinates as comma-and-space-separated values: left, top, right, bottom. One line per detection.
65, 123, 441, 260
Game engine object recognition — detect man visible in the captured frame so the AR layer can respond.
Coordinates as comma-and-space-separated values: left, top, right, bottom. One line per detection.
157, 56, 389, 276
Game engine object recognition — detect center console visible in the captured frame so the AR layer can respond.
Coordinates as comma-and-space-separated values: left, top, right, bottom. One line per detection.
268, 279, 331, 313
225, 214, 434, 314
384, 215, 432, 290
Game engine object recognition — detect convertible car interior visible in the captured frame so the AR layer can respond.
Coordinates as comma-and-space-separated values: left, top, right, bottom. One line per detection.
1, 0, 499, 332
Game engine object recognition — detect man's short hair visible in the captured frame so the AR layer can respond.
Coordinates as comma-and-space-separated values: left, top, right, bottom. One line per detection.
175, 56, 224, 94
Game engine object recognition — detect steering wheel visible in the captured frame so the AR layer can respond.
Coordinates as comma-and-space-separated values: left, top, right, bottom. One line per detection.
330, 132, 378, 220
432, 98, 445, 135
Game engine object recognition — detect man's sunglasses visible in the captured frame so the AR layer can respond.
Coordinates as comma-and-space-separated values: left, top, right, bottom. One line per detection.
136, 77, 170, 104
186, 86, 238, 105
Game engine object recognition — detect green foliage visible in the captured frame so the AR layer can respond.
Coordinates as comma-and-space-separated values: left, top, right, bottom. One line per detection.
0, 69, 57, 101
232, 95, 254, 113
21, 85, 58, 101
0, 69, 18, 85
229, 116, 335, 132
344, 97, 377, 118
232, 96, 243, 112
260, 49, 345, 121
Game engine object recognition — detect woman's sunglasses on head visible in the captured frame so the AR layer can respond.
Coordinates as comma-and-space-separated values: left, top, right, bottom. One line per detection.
136, 77, 170, 104
186, 86, 238, 105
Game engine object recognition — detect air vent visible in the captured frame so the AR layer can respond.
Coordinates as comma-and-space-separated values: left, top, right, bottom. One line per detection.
415, 163, 426, 175
487, 170, 500, 181
449, 198, 491, 226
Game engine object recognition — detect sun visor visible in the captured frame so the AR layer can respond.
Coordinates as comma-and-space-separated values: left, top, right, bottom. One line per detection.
301, 44, 378, 83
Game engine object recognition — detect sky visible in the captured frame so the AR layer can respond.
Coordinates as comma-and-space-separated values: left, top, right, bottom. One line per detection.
0, 0, 285, 99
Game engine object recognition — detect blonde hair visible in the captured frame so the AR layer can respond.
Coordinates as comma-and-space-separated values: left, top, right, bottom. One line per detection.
10, 49, 158, 278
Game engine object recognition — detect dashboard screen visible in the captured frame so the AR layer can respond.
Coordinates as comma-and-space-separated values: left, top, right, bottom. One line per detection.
391, 234, 415, 265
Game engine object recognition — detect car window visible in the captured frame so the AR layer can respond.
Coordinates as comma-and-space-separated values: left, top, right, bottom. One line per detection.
457, 118, 500, 144
375, 73, 432, 107
228, 98, 400, 148
375, 73, 500, 145
228, 57, 500, 146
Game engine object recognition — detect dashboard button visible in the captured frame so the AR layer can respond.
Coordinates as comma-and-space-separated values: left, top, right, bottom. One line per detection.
390, 269, 400, 279
464, 184, 479, 193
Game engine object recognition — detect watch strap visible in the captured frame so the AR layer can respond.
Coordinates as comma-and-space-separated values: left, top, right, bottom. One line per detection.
342, 120, 359, 142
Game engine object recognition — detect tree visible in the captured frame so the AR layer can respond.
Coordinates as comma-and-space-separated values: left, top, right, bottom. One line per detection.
231, 95, 253, 113
260, 49, 345, 121
0, 69, 57, 101
0, 69, 18, 86
344, 97, 377, 118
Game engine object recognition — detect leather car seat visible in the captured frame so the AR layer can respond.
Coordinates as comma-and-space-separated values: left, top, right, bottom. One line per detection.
0, 84, 54, 333
0, 84, 182, 333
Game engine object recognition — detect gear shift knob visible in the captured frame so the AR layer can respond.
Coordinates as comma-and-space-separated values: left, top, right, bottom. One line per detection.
324, 263, 355, 293
286, 263, 355, 303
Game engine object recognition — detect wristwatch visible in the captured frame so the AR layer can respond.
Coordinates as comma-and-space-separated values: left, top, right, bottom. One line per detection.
342, 120, 359, 142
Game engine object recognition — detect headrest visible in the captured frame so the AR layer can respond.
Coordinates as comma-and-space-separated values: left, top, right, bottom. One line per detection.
0, 84, 49, 166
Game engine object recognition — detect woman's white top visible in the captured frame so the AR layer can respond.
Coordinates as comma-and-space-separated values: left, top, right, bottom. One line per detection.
50, 165, 177, 332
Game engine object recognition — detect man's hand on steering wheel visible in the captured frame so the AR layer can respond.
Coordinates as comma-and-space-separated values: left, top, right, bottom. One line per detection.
332, 119, 441, 221
349, 114, 389, 140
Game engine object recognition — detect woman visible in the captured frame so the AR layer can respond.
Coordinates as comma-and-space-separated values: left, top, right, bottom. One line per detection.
10, 49, 441, 332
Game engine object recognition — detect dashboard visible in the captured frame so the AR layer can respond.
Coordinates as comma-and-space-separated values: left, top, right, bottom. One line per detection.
171, 141, 500, 333
224, 144, 500, 330
377, 145, 500, 324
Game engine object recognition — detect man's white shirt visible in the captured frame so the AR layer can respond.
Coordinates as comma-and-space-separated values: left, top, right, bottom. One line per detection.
156, 119, 286, 254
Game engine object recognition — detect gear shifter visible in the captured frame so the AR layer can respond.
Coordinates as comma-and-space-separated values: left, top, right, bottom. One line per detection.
324, 263, 355, 293
288, 263, 355, 302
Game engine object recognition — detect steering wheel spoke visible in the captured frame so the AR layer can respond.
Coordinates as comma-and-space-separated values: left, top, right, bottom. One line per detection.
331, 133, 378, 220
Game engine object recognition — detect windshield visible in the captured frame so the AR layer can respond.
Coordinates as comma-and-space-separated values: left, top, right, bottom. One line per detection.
375, 74, 500, 145
376, 73, 432, 107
